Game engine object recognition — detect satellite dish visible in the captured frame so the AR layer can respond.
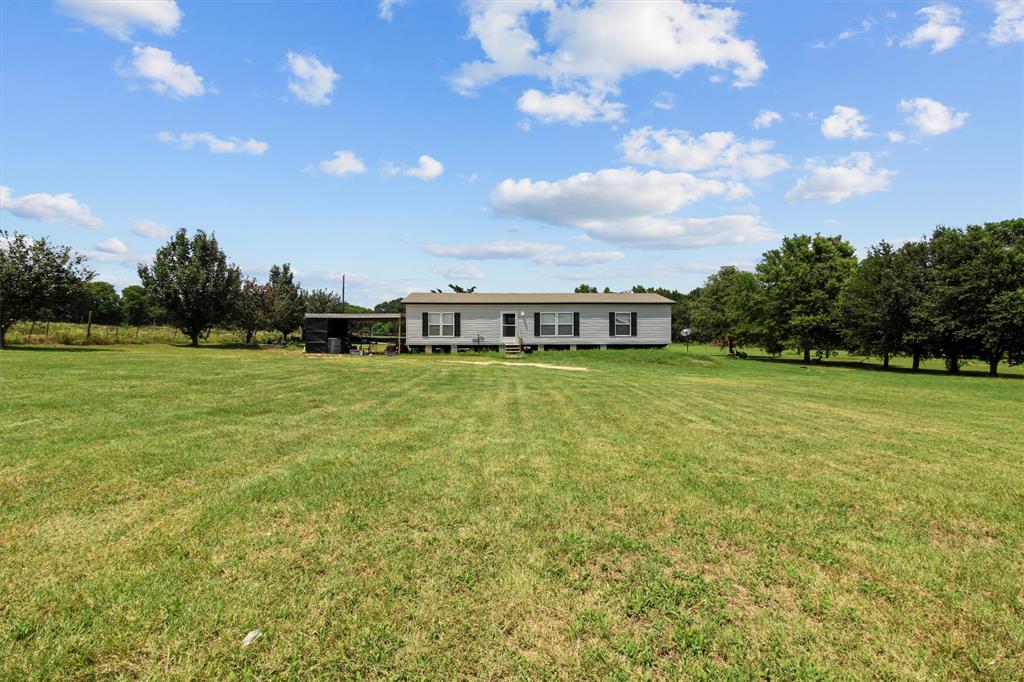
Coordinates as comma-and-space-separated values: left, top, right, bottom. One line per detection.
681, 328, 692, 337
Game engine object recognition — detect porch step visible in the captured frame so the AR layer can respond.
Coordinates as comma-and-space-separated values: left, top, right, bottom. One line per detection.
504, 343, 523, 356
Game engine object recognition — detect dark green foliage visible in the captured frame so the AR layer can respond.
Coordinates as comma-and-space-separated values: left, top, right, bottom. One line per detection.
574, 283, 599, 293
0, 230, 93, 348
232, 278, 273, 344
76, 281, 122, 325
138, 229, 242, 347
689, 267, 759, 352
267, 263, 305, 340
120, 285, 165, 327
302, 288, 348, 314
432, 284, 477, 293
755, 234, 858, 362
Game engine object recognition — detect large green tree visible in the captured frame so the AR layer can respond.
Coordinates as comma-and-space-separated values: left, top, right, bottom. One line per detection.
120, 285, 165, 327
689, 266, 759, 353
138, 229, 241, 347
0, 230, 93, 348
74, 281, 122, 325
267, 263, 306, 341
755, 234, 858, 363
232, 278, 273, 344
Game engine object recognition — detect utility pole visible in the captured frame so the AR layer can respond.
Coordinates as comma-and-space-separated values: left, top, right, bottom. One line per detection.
342, 274, 346, 307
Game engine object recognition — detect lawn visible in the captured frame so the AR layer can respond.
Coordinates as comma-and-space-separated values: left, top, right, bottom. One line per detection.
1, 344, 1022, 679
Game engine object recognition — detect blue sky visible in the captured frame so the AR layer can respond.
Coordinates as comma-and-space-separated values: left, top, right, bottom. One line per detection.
1, 0, 1021, 306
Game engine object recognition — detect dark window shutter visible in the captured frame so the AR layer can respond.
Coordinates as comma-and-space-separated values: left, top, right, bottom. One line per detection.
609, 312, 616, 337
454, 312, 461, 337
422, 312, 429, 337
573, 312, 580, 337
534, 312, 540, 337
631, 312, 638, 337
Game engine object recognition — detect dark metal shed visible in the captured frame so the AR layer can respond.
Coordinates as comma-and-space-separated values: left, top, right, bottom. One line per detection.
303, 313, 404, 353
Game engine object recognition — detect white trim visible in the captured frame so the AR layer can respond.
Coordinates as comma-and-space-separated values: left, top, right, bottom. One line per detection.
539, 311, 574, 337
614, 311, 632, 337
427, 311, 456, 337
500, 310, 518, 341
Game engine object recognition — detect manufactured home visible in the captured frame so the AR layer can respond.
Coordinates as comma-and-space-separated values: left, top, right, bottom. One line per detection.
403, 292, 673, 353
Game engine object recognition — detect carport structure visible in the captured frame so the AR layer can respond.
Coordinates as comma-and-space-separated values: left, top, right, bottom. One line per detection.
303, 313, 404, 354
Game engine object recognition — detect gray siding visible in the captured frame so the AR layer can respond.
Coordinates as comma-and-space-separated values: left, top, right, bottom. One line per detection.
406, 303, 671, 346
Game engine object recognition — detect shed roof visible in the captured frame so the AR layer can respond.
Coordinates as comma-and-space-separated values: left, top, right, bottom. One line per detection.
304, 313, 403, 320
402, 292, 674, 304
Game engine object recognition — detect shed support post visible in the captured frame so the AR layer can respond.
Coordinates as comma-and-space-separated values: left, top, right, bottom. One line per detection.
600, 344, 607, 350
425, 344, 433, 354
570, 344, 577, 351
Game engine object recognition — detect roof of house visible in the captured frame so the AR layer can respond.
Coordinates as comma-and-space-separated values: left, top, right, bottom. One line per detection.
402, 292, 675, 304
304, 313, 403, 320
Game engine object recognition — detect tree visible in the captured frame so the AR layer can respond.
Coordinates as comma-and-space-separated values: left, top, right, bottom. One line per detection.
267, 263, 305, 341
138, 229, 241, 347
574, 283, 598, 293
838, 242, 914, 369
303, 288, 347, 314
120, 285, 164, 327
895, 241, 934, 371
755, 234, 857, 363
432, 284, 476, 293
690, 266, 759, 353
0, 230, 93, 348
78, 281, 122, 325
232, 278, 273, 344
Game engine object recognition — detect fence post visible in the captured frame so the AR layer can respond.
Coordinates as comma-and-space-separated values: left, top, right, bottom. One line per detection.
86, 311, 93, 340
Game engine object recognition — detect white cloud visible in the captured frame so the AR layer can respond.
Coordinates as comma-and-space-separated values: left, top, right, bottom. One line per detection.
902, 4, 964, 53
990, 1, 1024, 43
887, 130, 906, 143
0, 185, 104, 228
753, 109, 782, 129
838, 17, 876, 41
652, 91, 675, 111
821, 105, 871, 139
517, 89, 624, 124
899, 97, 969, 135
786, 153, 894, 204
432, 264, 486, 280
424, 240, 624, 267
452, 1, 765, 123
120, 45, 204, 99
378, 0, 406, 21
386, 155, 444, 181
132, 219, 171, 239
490, 168, 773, 249
57, 0, 181, 41
96, 237, 127, 254
318, 150, 367, 176
158, 131, 269, 155
620, 127, 788, 180
286, 51, 339, 106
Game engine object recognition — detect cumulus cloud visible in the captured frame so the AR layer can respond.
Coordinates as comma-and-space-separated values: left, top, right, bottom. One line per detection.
96, 237, 128, 254
785, 153, 894, 204
424, 240, 624, 266
620, 127, 788, 181
821, 105, 871, 139
490, 168, 772, 249
753, 109, 782, 129
286, 51, 339, 106
119, 45, 204, 98
378, 0, 406, 21
887, 130, 906, 143
902, 4, 964, 53
517, 89, 624, 124
132, 219, 171, 239
990, 1, 1024, 43
0, 185, 104, 228
899, 97, 969, 135
57, 0, 181, 41
452, 1, 765, 124
385, 155, 444, 180
157, 131, 269, 155
432, 263, 485, 280
318, 150, 367, 176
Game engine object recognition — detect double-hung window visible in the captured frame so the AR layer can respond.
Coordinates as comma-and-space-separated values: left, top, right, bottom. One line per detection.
614, 312, 632, 337
539, 312, 573, 336
428, 312, 455, 337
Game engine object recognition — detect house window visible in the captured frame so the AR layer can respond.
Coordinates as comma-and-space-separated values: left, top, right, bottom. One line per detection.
428, 312, 455, 337
540, 312, 573, 336
614, 312, 632, 336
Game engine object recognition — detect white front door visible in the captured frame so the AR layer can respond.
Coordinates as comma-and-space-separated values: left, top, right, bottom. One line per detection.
500, 312, 518, 342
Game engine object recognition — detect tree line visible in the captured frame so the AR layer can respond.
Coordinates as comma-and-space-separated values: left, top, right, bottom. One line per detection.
3, 220, 1021, 373
575, 219, 1022, 376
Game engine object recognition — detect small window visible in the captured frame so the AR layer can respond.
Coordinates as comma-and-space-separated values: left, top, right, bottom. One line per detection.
540, 311, 574, 336
428, 312, 455, 337
615, 312, 631, 337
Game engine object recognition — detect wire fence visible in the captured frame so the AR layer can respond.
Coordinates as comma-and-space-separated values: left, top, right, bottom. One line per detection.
5, 322, 288, 346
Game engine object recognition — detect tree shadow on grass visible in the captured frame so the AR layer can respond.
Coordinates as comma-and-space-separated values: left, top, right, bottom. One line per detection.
747, 356, 1023, 379
171, 343, 297, 351
0, 345, 114, 352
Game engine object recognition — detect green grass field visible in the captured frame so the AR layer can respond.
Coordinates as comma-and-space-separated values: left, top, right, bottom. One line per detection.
1, 343, 1022, 679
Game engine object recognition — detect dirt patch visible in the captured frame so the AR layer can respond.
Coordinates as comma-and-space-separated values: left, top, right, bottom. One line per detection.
446, 360, 590, 372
